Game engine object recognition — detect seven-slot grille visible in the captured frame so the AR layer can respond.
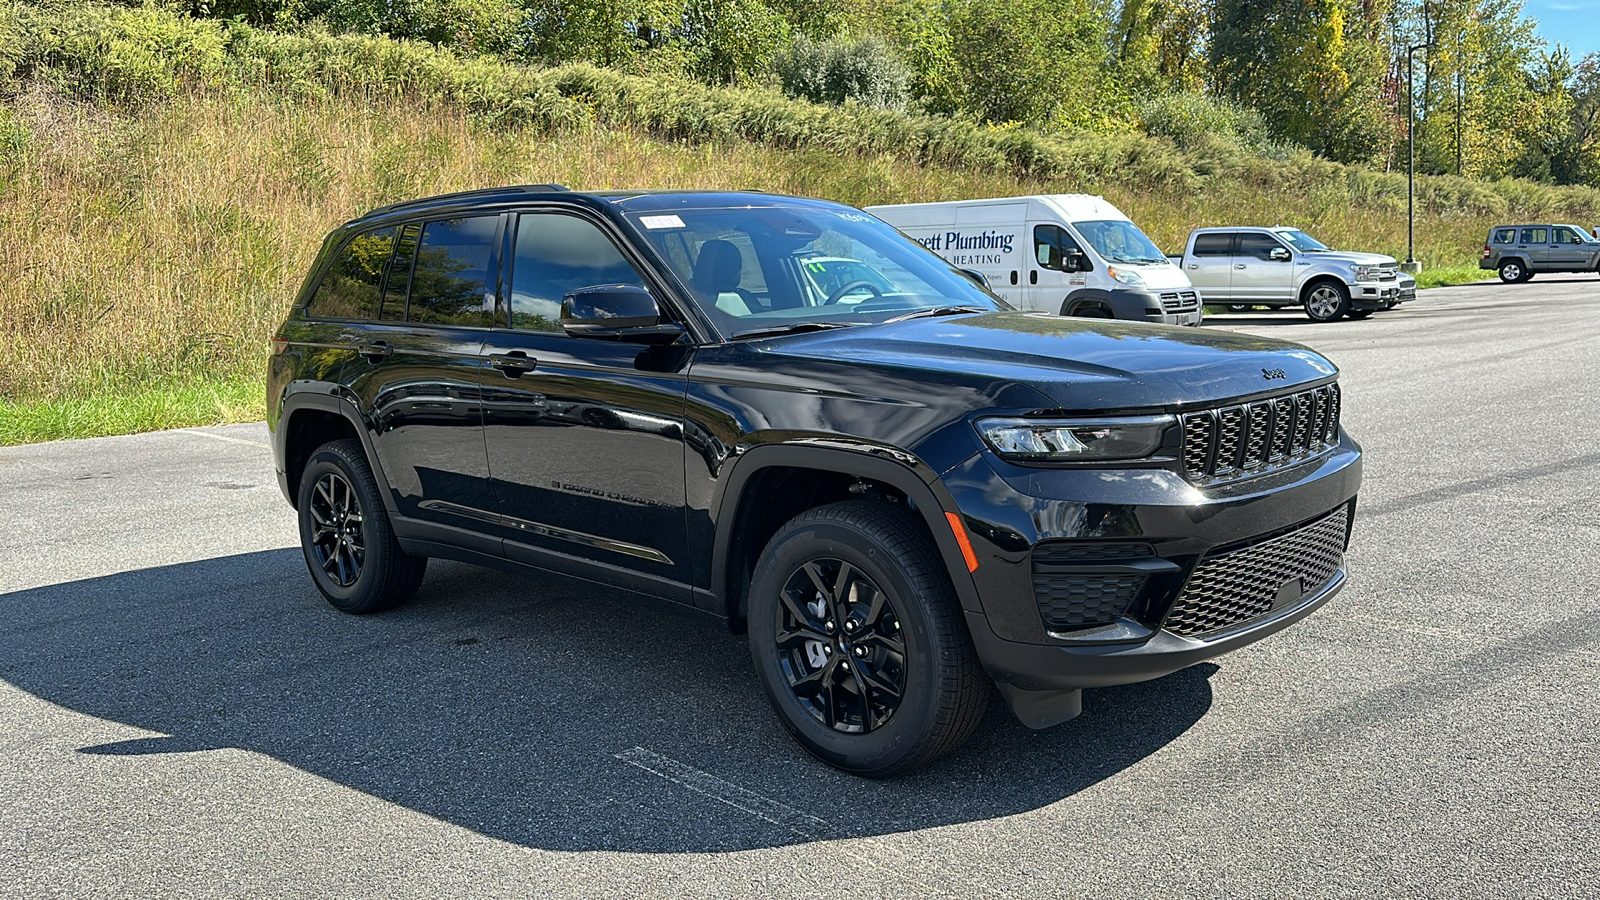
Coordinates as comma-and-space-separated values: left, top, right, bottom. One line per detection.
1159, 290, 1201, 313
1180, 383, 1341, 484
1163, 504, 1351, 638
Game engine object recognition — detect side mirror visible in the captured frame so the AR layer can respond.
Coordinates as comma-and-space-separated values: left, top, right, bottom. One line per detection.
1062, 248, 1087, 272
959, 268, 989, 288
1269, 246, 1291, 261
560, 284, 684, 344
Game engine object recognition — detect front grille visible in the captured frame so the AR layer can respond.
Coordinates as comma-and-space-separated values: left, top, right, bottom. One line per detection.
1034, 572, 1145, 631
1163, 505, 1351, 638
1159, 290, 1201, 313
1180, 383, 1341, 484
1034, 542, 1155, 563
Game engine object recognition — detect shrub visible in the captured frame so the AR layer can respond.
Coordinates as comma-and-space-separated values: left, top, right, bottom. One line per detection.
773, 34, 910, 110
1138, 92, 1289, 159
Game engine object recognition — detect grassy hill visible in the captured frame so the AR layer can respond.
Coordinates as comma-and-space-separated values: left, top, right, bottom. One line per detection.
3, 2, 1598, 443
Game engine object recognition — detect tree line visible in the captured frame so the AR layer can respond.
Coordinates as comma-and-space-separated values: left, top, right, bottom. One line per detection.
189, 0, 1599, 186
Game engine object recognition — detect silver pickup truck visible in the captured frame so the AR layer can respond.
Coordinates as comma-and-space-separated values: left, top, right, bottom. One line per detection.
1172, 227, 1410, 322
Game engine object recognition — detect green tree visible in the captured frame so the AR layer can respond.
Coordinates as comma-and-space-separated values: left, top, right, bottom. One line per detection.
948, 0, 1124, 129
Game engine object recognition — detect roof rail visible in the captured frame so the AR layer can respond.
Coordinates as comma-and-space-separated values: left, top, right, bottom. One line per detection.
362, 184, 571, 217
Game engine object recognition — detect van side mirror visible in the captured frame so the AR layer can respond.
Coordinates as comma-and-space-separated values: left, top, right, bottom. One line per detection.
561, 284, 684, 344
1062, 248, 1087, 272
1269, 246, 1291, 261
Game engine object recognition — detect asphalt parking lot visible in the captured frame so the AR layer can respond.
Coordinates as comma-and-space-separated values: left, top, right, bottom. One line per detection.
2, 277, 1597, 898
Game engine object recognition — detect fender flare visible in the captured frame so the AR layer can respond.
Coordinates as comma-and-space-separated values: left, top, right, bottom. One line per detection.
708, 442, 984, 619
1059, 287, 1115, 317
276, 385, 397, 515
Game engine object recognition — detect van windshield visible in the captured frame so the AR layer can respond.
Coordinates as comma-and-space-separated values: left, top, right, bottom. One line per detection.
1073, 219, 1167, 264
628, 205, 1006, 339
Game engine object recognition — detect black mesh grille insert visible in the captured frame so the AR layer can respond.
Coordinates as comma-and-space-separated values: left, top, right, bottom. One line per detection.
1034, 572, 1146, 631
1033, 542, 1156, 563
1163, 505, 1350, 638
1180, 383, 1342, 485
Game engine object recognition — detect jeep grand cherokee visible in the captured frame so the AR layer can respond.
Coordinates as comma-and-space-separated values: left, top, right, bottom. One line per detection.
268, 186, 1362, 776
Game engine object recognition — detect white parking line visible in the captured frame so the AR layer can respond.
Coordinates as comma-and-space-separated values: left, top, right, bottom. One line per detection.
613, 747, 977, 898
175, 428, 269, 449
614, 746, 828, 838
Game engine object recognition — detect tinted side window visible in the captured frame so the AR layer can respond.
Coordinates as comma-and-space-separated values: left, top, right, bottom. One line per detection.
510, 214, 647, 332
1237, 233, 1287, 261
1521, 227, 1548, 244
378, 223, 420, 322
1553, 226, 1580, 244
1492, 228, 1516, 244
408, 217, 500, 328
1034, 224, 1083, 270
1192, 233, 1234, 257
308, 227, 395, 319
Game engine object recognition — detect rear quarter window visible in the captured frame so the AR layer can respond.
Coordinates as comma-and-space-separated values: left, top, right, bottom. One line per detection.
307, 227, 396, 319
1492, 228, 1516, 244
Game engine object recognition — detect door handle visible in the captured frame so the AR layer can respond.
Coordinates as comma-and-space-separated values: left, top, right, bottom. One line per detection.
1235, 264, 1248, 269
490, 351, 537, 377
358, 341, 392, 362
1030, 270, 1038, 284
1188, 264, 1199, 269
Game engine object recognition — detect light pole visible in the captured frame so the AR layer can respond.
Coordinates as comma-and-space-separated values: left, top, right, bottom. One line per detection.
1404, 41, 1434, 274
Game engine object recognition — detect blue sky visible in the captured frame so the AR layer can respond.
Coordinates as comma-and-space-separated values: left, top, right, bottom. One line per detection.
1525, 1, 1600, 60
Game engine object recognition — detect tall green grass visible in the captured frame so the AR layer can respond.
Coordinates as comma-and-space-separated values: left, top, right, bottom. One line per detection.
2, 2, 1590, 444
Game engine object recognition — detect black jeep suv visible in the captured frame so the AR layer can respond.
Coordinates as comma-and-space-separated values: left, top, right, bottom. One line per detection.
269, 186, 1362, 775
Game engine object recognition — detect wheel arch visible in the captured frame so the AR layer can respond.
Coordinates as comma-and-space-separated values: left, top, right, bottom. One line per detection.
711, 444, 982, 633
278, 392, 381, 511
1298, 274, 1350, 306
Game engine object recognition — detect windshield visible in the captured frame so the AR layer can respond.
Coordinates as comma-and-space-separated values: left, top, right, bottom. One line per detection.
1277, 229, 1330, 252
628, 205, 1007, 337
1072, 219, 1167, 264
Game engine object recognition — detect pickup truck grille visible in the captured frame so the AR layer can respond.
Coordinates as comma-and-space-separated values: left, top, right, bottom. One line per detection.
1163, 504, 1350, 638
1180, 383, 1341, 484
1159, 290, 1200, 313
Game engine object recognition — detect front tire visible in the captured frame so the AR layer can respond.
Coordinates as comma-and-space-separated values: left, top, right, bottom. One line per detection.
1304, 281, 1350, 322
297, 440, 426, 614
747, 500, 989, 776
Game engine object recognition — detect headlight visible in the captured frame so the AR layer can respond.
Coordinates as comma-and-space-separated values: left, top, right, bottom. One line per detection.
1351, 264, 1378, 281
976, 415, 1175, 461
1106, 266, 1144, 286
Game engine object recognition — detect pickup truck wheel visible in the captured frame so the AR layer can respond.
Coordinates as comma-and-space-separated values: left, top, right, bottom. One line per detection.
1226, 304, 1251, 312
747, 500, 989, 777
1303, 282, 1350, 322
1498, 260, 1531, 283
297, 440, 426, 614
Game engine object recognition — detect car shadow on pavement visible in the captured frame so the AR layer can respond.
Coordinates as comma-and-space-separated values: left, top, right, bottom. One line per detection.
0, 549, 1214, 853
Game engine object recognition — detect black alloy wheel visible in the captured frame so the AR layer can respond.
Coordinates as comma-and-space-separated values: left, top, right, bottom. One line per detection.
309, 472, 365, 587
748, 500, 989, 776
775, 558, 907, 734
297, 439, 427, 614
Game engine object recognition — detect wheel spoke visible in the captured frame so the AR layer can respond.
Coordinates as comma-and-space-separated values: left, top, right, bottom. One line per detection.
820, 673, 839, 728
845, 663, 878, 729
856, 660, 902, 700
789, 660, 830, 694
830, 561, 857, 603
775, 624, 829, 650
778, 587, 820, 630
861, 581, 886, 627
859, 631, 904, 655
316, 477, 335, 509
334, 546, 350, 584
801, 561, 832, 600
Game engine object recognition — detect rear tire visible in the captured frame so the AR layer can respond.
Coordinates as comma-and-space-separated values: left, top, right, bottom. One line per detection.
297, 440, 427, 614
1498, 260, 1531, 283
747, 500, 990, 777
1303, 281, 1350, 322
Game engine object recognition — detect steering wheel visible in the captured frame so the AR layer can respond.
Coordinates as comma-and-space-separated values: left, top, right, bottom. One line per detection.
823, 280, 885, 306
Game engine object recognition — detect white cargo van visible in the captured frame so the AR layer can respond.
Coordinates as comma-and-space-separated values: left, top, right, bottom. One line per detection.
865, 195, 1202, 325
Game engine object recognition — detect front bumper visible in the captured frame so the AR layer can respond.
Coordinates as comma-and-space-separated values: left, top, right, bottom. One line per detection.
939, 438, 1361, 693
1352, 281, 1400, 310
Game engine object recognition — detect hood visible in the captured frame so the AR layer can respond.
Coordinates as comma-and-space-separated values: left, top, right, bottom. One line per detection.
1119, 259, 1192, 290
1304, 250, 1397, 267
756, 311, 1337, 412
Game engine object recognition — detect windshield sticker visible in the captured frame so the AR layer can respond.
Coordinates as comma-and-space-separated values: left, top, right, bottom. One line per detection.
639, 215, 686, 230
